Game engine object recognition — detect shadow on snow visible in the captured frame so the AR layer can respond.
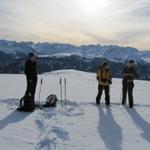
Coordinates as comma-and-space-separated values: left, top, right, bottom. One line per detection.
125, 107, 150, 143
97, 107, 123, 150
0, 98, 31, 130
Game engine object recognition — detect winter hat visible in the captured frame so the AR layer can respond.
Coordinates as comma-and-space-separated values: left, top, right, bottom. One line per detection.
101, 61, 108, 67
129, 59, 135, 64
28, 52, 35, 58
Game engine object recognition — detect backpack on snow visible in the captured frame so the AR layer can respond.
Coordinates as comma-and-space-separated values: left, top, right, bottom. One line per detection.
43, 94, 58, 107
18, 95, 35, 112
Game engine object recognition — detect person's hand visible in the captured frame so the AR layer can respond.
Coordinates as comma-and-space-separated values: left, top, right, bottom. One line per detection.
109, 80, 112, 84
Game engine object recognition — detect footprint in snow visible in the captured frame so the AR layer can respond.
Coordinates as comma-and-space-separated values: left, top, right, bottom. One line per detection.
51, 127, 70, 141
36, 137, 56, 150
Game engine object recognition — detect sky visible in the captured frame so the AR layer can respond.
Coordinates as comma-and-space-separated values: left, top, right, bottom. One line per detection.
0, 0, 150, 50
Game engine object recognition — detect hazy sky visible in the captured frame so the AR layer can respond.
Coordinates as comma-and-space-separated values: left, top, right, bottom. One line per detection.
0, 0, 150, 50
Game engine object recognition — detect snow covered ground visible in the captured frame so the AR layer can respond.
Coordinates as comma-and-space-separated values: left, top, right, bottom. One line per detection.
0, 70, 149, 150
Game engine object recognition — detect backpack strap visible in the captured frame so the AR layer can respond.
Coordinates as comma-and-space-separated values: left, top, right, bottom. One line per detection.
20, 97, 24, 108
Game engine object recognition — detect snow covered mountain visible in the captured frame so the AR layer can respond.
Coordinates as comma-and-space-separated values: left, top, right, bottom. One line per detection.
0, 70, 149, 150
0, 40, 36, 56
0, 39, 150, 63
32, 43, 150, 63
102, 46, 140, 62
0, 39, 150, 80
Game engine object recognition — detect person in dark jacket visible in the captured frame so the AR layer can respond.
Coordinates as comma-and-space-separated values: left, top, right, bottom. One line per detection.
25, 52, 37, 100
122, 60, 138, 108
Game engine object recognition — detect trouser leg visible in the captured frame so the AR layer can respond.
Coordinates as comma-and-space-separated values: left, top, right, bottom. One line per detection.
104, 86, 110, 106
25, 78, 32, 96
128, 82, 134, 108
122, 82, 128, 105
25, 77, 37, 100
30, 77, 37, 100
96, 85, 103, 104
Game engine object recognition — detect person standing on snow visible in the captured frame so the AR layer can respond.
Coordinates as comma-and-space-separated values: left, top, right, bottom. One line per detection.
24, 52, 38, 101
122, 60, 138, 108
96, 61, 112, 106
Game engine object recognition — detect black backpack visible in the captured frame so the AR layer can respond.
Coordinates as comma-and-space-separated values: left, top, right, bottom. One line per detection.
43, 94, 58, 107
18, 95, 35, 112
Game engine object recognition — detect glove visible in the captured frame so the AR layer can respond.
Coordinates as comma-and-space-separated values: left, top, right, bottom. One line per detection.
109, 80, 112, 84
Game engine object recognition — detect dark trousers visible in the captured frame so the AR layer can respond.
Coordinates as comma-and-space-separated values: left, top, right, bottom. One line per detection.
122, 81, 134, 108
96, 85, 110, 105
25, 76, 37, 100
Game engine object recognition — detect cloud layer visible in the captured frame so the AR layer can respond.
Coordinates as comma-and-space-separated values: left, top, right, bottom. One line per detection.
0, 0, 150, 50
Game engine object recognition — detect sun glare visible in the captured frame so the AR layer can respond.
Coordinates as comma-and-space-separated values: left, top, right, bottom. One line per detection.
79, 0, 109, 14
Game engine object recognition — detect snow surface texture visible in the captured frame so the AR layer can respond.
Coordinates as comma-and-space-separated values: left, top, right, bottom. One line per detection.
0, 70, 149, 150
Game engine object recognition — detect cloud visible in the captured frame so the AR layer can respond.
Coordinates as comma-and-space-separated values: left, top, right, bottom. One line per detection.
83, 31, 118, 44
0, 0, 150, 50
130, 4, 150, 18
105, 0, 150, 18
116, 30, 150, 41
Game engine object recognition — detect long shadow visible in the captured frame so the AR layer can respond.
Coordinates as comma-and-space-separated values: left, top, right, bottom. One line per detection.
97, 107, 123, 150
0, 110, 31, 130
125, 107, 150, 142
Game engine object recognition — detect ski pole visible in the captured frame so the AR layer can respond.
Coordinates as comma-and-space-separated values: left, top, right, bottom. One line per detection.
119, 85, 124, 105
109, 85, 111, 104
64, 78, 67, 109
59, 78, 63, 108
38, 78, 43, 108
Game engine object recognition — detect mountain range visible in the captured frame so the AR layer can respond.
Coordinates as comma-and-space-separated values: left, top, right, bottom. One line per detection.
0, 39, 150, 63
0, 39, 150, 80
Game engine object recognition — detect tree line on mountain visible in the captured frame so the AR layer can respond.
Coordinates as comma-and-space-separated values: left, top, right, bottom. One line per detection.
0, 52, 149, 80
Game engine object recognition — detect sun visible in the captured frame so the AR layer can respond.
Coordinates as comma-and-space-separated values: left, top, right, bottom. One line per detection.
79, 0, 109, 15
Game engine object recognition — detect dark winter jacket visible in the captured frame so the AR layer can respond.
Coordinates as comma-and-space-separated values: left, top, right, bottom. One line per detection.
122, 66, 138, 83
25, 59, 37, 79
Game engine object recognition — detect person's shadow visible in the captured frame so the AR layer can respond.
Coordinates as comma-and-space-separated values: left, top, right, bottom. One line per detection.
125, 107, 150, 142
0, 110, 31, 130
97, 107, 123, 150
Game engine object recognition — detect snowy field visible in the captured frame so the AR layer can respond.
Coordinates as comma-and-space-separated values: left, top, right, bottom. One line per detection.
0, 70, 149, 150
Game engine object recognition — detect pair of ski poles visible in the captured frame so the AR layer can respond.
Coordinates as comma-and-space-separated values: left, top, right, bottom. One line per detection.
38, 77, 67, 109
59, 78, 67, 109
